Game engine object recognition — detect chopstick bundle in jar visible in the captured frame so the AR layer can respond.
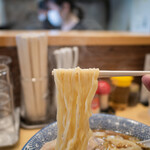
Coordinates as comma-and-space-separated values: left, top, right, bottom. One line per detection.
16, 33, 48, 121
16, 36, 36, 119
38, 35, 48, 117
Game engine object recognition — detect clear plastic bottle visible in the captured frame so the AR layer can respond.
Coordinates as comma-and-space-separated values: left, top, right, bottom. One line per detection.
99, 80, 111, 112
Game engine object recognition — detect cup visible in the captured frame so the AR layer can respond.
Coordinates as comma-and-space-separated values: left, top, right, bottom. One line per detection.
0, 64, 11, 83
0, 64, 13, 99
0, 64, 15, 126
0, 55, 12, 66
0, 56, 13, 84
0, 80, 15, 130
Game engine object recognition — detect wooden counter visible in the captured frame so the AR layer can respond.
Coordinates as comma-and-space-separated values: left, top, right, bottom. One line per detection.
2, 104, 150, 150
1, 30, 150, 47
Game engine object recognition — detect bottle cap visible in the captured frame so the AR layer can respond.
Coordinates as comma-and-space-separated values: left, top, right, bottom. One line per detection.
111, 76, 133, 87
98, 80, 111, 94
96, 87, 100, 94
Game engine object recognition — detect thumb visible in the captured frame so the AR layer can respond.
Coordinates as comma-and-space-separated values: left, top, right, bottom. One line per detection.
142, 75, 150, 91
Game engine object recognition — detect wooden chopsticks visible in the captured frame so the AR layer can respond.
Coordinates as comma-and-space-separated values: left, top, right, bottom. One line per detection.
99, 70, 150, 78
51, 70, 150, 77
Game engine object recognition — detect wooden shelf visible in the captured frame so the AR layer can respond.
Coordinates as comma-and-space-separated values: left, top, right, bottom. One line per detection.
1, 30, 150, 47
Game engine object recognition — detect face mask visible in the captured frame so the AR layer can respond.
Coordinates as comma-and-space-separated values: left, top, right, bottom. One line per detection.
47, 10, 62, 27
38, 13, 46, 22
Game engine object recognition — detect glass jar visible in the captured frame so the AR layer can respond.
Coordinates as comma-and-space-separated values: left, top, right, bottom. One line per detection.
21, 77, 50, 126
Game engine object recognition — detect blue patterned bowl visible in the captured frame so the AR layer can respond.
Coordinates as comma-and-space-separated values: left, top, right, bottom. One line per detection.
22, 114, 150, 150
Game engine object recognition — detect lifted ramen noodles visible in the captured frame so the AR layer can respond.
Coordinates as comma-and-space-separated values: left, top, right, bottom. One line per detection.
53, 67, 99, 150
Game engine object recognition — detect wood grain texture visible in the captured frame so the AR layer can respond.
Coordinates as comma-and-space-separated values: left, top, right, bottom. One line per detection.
1, 31, 150, 46
78, 46, 150, 70
1, 45, 150, 106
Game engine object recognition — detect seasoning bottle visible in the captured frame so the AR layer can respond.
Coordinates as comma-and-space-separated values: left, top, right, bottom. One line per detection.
91, 83, 100, 114
99, 80, 111, 113
110, 76, 133, 110
128, 83, 140, 107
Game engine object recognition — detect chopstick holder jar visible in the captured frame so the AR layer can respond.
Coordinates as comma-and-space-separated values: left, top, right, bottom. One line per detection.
21, 77, 49, 125
16, 33, 52, 128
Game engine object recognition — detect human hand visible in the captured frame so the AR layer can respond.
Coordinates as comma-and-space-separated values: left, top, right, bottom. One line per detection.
142, 75, 150, 91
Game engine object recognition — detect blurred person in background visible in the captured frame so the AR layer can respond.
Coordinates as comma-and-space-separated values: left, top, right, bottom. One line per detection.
38, 0, 85, 30
38, 1, 59, 29
38, 1, 47, 23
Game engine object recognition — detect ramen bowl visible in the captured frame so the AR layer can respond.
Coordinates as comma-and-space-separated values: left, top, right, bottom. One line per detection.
22, 114, 150, 150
